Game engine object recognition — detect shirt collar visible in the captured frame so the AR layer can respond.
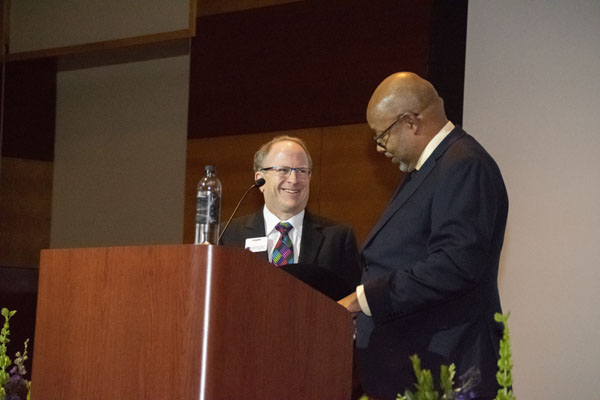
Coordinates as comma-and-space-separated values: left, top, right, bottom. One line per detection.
414, 120, 455, 171
263, 205, 305, 235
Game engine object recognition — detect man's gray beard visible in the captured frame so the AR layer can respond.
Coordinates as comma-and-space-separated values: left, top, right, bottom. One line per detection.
398, 161, 409, 172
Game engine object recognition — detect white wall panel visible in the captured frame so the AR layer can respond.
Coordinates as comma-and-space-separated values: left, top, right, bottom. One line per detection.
464, 1, 600, 398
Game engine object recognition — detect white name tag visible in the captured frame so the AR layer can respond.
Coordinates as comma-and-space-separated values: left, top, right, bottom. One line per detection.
245, 236, 268, 252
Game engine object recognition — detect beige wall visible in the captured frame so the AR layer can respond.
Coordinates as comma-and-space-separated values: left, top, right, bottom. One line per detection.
464, 1, 600, 398
51, 56, 189, 248
9, 0, 191, 52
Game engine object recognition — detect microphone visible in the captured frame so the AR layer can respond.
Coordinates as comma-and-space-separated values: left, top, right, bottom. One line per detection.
218, 178, 266, 243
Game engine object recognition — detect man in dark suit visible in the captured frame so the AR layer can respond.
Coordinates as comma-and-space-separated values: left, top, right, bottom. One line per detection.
339, 72, 508, 400
220, 135, 362, 300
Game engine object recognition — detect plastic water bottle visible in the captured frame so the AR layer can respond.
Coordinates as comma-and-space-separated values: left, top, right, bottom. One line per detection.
195, 165, 222, 245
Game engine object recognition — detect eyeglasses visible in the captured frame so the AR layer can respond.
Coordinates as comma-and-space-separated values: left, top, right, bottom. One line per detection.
372, 112, 417, 148
259, 166, 312, 179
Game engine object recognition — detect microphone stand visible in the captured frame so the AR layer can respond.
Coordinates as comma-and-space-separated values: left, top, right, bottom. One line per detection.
218, 178, 265, 243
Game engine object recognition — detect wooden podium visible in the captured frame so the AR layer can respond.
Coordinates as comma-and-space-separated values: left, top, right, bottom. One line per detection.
31, 245, 354, 399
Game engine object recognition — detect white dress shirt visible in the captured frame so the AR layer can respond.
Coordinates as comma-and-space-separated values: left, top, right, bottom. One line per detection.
263, 205, 305, 264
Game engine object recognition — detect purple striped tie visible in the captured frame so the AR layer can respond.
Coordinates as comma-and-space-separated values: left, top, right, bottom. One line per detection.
272, 222, 294, 266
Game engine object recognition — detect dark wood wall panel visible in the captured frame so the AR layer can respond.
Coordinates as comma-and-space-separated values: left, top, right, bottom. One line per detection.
0, 157, 53, 267
188, 0, 434, 138
1, 59, 56, 161
319, 124, 402, 242
185, 0, 468, 242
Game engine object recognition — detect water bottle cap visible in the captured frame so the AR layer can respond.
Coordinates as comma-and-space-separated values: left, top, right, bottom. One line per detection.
205, 165, 215, 174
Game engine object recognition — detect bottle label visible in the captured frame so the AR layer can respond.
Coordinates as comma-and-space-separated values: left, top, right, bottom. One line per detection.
196, 192, 220, 224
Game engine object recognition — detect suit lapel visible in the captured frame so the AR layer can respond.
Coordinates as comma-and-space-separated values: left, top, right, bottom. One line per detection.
243, 211, 269, 261
360, 166, 432, 251
298, 212, 323, 264
361, 128, 466, 251
243, 211, 267, 236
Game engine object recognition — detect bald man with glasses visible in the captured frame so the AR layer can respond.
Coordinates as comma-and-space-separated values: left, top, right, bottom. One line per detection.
220, 135, 362, 301
339, 72, 509, 400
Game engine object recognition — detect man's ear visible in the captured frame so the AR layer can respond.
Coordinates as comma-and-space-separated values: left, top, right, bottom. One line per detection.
255, 171, 265, 191
406, 113, 419, 130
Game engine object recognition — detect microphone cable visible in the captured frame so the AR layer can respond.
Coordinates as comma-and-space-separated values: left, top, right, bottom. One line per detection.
218, 178, 265, 243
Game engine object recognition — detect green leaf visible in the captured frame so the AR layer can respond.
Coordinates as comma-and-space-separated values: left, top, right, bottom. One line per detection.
494, 312, 515, 400
440, 363, 455, 397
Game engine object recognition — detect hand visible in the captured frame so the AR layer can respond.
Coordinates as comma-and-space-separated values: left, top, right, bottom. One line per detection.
338, 292, 361, 317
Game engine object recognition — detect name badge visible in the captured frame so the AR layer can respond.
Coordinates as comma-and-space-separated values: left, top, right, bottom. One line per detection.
245, 236, 268, 252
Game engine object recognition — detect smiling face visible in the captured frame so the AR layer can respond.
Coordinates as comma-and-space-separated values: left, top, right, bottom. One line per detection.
255, 141, 311, 220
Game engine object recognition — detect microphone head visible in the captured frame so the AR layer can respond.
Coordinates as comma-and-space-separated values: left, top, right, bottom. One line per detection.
254, 178, 266, 188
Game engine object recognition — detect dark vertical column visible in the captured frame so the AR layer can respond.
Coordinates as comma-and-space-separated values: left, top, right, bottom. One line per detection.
1, 58, 57, 161
427, 0, 469, 125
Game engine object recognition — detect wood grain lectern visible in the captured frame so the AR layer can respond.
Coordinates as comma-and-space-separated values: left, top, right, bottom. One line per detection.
30, 245, 354, 399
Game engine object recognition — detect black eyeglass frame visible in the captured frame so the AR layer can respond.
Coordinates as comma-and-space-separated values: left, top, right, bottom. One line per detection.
372, 112, 418, 147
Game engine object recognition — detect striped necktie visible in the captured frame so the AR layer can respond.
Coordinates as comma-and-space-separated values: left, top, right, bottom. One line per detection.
272, 222, 294, 266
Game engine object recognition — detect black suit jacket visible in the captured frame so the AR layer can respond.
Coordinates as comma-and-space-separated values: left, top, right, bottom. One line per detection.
356, 127, 509, 399
219, 210, 362, 300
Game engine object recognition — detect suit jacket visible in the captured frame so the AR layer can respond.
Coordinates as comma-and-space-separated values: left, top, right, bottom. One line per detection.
219, 210, 362, 300
356, 126, 509, 399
